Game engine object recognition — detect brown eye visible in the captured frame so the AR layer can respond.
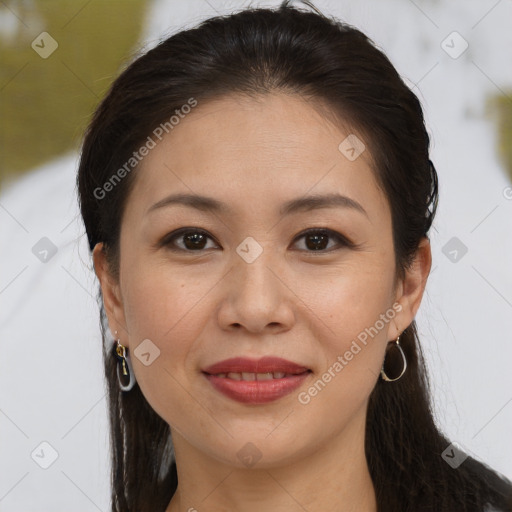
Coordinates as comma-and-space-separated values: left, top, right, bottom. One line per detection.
162, 228, 218, 251
293, 229, 351, 252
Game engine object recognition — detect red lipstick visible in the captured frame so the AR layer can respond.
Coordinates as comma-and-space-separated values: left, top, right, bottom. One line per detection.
202, 357, 311, 404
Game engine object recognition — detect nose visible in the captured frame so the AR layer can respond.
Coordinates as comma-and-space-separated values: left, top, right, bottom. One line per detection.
217, 247, 296, 334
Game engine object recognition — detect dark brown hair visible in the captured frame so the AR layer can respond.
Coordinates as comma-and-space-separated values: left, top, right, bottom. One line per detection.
77, 2, 512, 511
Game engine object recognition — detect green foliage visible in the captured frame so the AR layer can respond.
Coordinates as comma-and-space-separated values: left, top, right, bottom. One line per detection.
0, 0, 148, 185
488, 93, 512, 183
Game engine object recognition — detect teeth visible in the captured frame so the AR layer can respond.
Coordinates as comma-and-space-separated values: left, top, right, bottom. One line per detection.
214, 372, 292, 380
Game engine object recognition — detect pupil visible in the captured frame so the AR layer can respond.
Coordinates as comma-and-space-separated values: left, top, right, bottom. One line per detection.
184, 233, 206, 250
306, 233, 327, 250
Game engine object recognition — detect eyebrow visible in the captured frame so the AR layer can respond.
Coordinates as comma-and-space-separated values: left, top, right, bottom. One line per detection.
146, 192, 369, 219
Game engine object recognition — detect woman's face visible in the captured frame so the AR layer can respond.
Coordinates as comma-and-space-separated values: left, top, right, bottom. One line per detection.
96, 92, 424, 469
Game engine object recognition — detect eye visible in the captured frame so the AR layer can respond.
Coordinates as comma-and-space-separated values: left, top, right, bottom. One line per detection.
161, 228, 219, 252
291, 228, 352, 252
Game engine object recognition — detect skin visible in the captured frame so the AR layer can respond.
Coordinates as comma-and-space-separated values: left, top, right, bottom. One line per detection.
93, 92, 431, 511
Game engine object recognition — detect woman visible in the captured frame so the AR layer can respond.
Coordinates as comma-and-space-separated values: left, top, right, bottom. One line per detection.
77, 1, 512, 510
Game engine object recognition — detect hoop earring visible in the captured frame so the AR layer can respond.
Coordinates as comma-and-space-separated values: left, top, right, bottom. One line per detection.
380, 334, 407, 382
113, 332, 136, 392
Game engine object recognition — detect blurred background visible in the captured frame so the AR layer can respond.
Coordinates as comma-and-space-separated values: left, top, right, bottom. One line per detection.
1, 0, 511, 510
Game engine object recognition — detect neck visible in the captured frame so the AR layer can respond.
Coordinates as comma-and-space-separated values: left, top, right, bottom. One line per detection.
166, 406, 377, 512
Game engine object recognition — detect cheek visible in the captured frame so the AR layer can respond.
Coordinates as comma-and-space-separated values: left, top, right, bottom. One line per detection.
292, 270, 395, 432
119, 261, 218, 417
301, 259, 396, 343
299, 269, 396, 411
121, 256, 210, 341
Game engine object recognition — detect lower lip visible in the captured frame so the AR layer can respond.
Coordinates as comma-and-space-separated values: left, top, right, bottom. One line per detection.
203, 372, 311, 404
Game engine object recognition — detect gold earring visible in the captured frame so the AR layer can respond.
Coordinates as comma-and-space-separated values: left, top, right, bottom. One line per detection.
113, 331, 136, 392
115, 340, 128, 376
114, 331, 128, 376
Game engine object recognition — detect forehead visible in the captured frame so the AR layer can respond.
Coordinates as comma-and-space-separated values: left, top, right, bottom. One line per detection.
127, 93, 390, 224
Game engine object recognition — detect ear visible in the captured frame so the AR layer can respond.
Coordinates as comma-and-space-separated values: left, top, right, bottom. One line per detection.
92, 242, 128, 344
391, 236, 432, 338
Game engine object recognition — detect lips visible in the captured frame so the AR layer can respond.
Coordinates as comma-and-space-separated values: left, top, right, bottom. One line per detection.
202, 357, 312, 404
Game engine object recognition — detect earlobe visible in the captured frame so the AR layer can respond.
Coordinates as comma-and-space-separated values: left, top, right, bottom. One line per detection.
92, 242, 126, 337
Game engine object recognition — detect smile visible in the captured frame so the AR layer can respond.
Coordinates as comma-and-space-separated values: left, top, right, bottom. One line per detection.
201, 356, 312, 404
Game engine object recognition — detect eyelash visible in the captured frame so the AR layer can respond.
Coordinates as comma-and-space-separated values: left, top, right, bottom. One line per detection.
159, 227, 355, 254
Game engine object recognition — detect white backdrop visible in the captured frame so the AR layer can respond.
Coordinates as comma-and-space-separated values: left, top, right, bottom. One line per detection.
1, 0, 511, 510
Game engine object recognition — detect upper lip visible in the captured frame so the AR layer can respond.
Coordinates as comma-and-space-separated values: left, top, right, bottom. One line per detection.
202, 357, 310, 375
